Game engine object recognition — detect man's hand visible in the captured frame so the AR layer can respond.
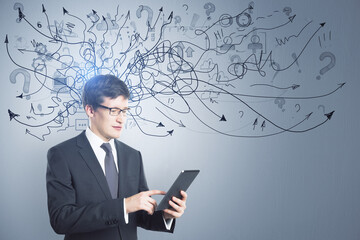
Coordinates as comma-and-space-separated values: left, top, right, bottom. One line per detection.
163, 190, 187, 220
125, 190, 165, 215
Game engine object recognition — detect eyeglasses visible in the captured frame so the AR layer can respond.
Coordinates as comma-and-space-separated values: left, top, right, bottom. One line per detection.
97, 104, 131, 117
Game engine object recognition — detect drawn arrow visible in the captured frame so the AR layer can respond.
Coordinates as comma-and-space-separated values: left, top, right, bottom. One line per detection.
325, 111, 334, 120
253, 118, 258, 130
250, 83, 300, 90
149, 7, 163, 29
18, 8, 25, 20
157, 122, 165, 127
156, 107, 186, 127
63, 7, 69, 15
289, 15, 296, 22
8, 109, 20, 121
274, 22, 326, 72
261, 121, 266, 131
25, 129, 45, 141
129, 115, 174, 137
168, 11, 173, 21
186, 47, 194, 57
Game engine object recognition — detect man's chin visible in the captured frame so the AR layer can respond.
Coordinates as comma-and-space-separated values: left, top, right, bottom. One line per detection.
110, 131, 122, 139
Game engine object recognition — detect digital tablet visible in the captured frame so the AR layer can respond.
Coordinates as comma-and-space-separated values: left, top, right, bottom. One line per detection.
156, 170, 200, 211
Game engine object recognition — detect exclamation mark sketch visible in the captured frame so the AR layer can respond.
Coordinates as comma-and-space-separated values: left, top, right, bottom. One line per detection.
291, 53, 301, 73
190, 13, 200, 30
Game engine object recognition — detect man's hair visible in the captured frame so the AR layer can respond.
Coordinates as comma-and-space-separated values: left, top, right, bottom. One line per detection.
82, 74, 130, 109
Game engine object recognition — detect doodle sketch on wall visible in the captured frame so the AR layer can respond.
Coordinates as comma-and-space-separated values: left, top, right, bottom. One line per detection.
6, 2, 344, 140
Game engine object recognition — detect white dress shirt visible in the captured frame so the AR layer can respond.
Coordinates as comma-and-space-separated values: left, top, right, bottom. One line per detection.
85, 128, 173, 229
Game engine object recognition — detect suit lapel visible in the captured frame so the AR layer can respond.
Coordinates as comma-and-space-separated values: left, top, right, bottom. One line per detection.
115, 140, 128, 199
77, 131, 113, 200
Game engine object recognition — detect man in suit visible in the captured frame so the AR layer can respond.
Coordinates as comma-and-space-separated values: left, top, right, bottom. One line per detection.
46, 75, 187, 240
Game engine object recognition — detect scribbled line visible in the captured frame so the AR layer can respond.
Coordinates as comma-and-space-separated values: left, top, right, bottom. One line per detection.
250, 83, 300, 90
6, 4, 343, 139
275, 21, 312, 46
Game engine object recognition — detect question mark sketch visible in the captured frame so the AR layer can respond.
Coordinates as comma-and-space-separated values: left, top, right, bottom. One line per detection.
295, 104, 301, 112
239, 111, 244, 118
174, 16, 182, 25
270, 61, 281, 81
136, 5, 154, 30
10, 68, 31, 100
183, 4, 189, 14
291, 53, 301, 73
13, 2, 24, 23
283, 7, 292, 16
204, 3, 216, 20
316, 52, 336, 80
249, 1, 255, 14
274, 97, 285, 112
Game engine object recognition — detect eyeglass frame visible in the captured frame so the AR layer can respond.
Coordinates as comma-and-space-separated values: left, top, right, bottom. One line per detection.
96, 104, 131, 117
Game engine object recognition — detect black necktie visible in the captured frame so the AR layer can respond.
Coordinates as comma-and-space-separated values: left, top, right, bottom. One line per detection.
101, 143, 118, 199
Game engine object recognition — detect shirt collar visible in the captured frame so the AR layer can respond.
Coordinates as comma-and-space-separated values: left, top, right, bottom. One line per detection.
85, 128, 116, 151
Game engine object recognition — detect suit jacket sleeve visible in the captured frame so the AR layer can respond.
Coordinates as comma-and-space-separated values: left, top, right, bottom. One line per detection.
46, 145, 125, 234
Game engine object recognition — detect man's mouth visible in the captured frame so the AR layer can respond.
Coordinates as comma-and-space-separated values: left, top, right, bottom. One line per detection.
112, 126, 122, 131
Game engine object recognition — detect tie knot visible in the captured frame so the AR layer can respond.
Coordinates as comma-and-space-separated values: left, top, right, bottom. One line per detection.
101, 143, 112, 154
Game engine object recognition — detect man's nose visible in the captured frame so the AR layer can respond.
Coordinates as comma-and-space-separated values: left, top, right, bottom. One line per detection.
116, 113, 125, 122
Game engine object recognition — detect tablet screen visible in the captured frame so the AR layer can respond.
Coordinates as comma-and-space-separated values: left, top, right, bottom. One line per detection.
156, 170, 200, 211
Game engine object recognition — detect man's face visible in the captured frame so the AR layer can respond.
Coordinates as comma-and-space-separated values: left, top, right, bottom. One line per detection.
86, 95, 128, 142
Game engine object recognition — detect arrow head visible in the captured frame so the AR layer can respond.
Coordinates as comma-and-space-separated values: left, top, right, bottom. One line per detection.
63, 7, 68, 15
338, 82, 346, 88
16, 93, 24, 99
320, 22, 326, 27
289, 15, 296, 22
325, 111, 334, 120
292, 84, 300, 90
4, 34, 8, 44
159, 7, 163, 12
179, 120, 186, 127
167, 130, 174, 136
220, 114, 227, 121
177, 42, 185, 49
42, 4, 46, 13
92, 9, 97, 14
25, 129, 30, 134
168, 11, 173, 21
18, 8, 25, 19
157, 122, 165, 127
305, 112, 313, 120
8, 109, 20, 121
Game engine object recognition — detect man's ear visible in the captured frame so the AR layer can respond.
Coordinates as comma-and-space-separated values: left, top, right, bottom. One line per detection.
85, 105, 94, 117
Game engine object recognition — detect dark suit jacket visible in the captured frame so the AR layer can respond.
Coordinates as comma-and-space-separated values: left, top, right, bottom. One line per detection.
46, 131, 174, 240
